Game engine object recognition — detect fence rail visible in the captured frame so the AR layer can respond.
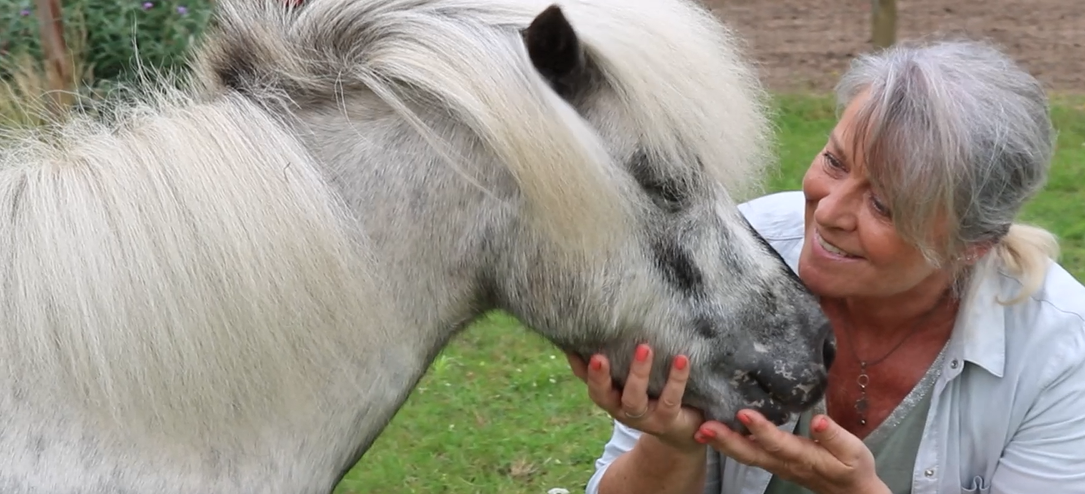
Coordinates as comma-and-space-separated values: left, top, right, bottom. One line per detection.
32, 0, 73, 114
871, 0, 898, 49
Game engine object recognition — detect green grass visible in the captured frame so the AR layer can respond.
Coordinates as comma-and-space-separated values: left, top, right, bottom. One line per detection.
335, 94, 1085, 493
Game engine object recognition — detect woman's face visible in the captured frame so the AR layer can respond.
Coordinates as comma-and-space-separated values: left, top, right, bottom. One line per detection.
798, 93, 948, 300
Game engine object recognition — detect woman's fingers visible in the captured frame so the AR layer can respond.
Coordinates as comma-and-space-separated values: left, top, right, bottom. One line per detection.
652, 354, 690, 423
565, 352, 589, 382
584, 353, 623, 411
697, 421, 775, 468
696, 412, 884, 494
808, 414, 871, 467
571, 344, 703, 452
619, 344, 653, 419
569, 344, 697, 432
735, 410, 808, 462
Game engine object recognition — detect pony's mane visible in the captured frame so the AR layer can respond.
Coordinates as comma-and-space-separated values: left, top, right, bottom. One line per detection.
0, 83, 394, 441
193, 0, 773, 252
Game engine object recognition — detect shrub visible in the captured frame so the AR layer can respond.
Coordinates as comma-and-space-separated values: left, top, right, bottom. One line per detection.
1, 0, 214, 85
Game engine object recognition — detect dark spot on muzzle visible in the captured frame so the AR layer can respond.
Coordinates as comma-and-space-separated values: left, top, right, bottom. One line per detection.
731, 371, 793, 428
652, 238, 704, 294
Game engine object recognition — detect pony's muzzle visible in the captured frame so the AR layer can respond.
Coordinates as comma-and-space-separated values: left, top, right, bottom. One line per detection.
740, 324, 834, 415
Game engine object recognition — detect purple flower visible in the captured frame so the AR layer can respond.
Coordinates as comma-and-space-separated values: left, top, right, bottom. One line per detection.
176, 5, 187, 14
20, 8, 31, 16
142, 1, 153, 9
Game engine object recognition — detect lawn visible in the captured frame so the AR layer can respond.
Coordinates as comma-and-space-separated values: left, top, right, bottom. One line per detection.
333, 93, 1085, 494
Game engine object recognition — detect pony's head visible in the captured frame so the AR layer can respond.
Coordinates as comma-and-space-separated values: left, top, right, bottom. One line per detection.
494, 3, 833, 427
192, 0, 832, 428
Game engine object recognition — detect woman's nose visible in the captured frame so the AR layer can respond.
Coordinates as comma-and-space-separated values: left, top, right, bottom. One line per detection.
813, 187, 858, 232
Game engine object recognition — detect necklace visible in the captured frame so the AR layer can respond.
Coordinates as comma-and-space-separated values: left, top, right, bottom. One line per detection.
840, 290, 952, 427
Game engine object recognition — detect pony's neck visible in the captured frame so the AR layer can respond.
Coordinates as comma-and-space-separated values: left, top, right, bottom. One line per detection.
297, 100, 505, 326
286, 98, 511, 470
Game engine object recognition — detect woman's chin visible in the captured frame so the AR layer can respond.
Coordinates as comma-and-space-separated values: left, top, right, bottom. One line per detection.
798, 251, 865, 298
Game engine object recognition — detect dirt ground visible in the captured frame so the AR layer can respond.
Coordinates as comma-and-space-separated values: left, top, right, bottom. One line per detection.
701, 0, 1084, 93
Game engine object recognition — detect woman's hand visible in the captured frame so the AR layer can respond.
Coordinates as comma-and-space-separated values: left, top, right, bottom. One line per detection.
566, 344, 706, 453
695, 410, 890, 494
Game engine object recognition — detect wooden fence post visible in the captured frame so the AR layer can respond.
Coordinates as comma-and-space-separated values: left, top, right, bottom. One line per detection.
871, 0, 897, 49
34, 0, 74, 114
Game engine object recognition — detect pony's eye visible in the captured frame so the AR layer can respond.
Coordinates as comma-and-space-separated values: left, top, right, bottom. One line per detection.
627, 151, 689, 213
640, 178, 684, 211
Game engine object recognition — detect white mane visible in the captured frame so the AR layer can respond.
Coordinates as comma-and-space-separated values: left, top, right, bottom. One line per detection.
0, 87, 393, 442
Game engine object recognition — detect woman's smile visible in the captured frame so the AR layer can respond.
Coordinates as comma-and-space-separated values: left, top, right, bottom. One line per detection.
811, 229, 864, 261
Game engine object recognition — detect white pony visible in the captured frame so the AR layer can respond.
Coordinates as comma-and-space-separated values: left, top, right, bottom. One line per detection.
0, 0, 834, 492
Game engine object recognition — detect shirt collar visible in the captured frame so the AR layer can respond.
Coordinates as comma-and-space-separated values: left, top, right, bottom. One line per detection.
951, 267, 1007, 378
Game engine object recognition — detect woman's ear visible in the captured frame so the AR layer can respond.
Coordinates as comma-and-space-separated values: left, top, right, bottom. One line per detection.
957, 243, 995, 266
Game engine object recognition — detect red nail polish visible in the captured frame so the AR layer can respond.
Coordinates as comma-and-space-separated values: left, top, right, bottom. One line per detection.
589, 356, 603, 371
814, 416, 828, 433
698, 427, 716, 439
635, 345, 649, 362
738, 411, 752, 426
694, 433, 707, 444
674, 355, 688, 370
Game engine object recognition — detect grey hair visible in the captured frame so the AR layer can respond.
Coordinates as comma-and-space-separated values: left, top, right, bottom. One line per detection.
835, 38, 1059, 303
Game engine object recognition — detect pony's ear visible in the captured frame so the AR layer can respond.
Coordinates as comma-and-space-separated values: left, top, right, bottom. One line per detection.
523, 5, 587, 98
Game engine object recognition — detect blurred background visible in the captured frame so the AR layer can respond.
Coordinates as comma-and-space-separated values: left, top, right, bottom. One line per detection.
1, 1, 1080, 493
702, 0, 1081, 94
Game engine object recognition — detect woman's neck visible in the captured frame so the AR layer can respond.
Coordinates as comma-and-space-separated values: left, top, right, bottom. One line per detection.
824, 274, 959, 338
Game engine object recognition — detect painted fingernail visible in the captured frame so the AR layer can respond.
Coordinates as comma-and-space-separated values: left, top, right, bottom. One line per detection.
813, 416, 829, 433
634, 344, 649, 362
738, 411, 752, 426
674, 355, 688, 370
694, 432, 708, 444
589, 356, 603, 371
698, 427, 716, 439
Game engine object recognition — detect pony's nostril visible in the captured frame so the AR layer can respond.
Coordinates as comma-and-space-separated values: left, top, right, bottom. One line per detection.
819, 321, 836, 371
822, 335, 836, 371
748, 369, 776, 397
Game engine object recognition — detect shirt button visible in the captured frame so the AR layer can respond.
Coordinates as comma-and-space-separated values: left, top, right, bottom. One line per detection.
950, 359, 959, 369
925, 468, 936, 477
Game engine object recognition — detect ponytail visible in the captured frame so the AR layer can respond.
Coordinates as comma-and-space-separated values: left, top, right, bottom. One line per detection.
989, 223, 1060, 305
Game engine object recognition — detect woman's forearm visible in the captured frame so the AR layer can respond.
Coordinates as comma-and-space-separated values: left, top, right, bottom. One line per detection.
596, 434, 707, 494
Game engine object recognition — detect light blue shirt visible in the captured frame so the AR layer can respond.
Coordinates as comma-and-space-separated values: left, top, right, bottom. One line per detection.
586, 191, 1085, 494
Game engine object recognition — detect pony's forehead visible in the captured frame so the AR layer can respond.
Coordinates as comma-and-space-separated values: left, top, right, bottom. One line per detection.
567, 0, 774, 198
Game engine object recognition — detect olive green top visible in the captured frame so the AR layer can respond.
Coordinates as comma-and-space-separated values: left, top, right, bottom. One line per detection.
762, 345, 947, 494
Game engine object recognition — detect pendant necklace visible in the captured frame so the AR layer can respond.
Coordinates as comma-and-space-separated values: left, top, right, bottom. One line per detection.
841, 290, 951, 427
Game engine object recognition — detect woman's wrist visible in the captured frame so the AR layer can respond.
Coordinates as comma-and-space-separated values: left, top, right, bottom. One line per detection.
854, 475, 892, 494
598, 433, 707, 494
641, 431, 707, 457
813, 474, 889, 494
640, 432, 706, 458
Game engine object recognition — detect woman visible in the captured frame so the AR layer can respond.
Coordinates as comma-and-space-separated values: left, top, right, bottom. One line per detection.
569, 38, 1085, 494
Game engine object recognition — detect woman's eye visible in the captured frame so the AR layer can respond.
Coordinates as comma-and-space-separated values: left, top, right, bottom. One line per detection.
822, 151, 844, 170
871, 196, 892, 217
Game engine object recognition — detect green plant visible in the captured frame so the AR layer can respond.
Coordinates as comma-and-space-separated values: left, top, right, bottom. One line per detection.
0, 0, 214, 85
